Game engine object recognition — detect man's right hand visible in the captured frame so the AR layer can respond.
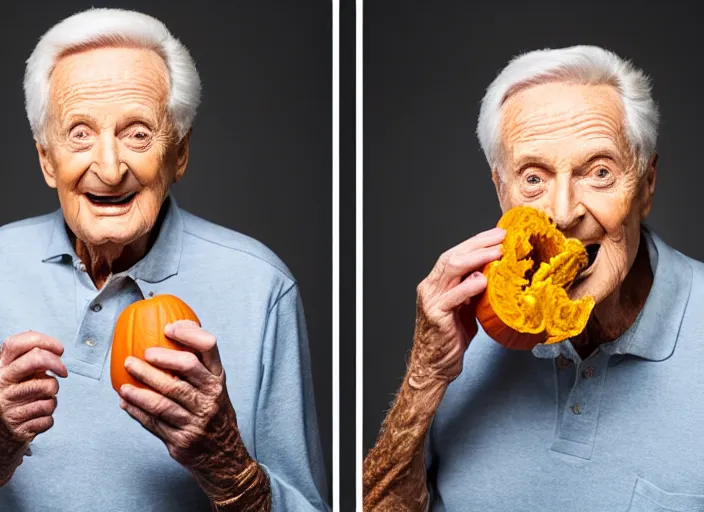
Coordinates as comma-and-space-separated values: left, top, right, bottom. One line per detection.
0, 331, 67, 484
408, 227, 505, 387
363, 227, 507, 510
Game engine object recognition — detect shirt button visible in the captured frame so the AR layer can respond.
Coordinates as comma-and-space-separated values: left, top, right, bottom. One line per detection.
85, 339, 96, 347
571, 403, 583, 415
78, 263, 87, 272
583, 367, 596, 378
91, 303, 103, 313
556, 355, 572, 370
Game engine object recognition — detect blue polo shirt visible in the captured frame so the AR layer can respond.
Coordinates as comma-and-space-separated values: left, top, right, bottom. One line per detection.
0, 195, 329, 511
426, 227, 704, 511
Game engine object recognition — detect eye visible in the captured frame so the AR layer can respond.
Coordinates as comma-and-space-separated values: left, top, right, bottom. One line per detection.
526, 174, 542, 185
595, 167, 610, 179
70, 126, 90, 139
124, 125, 153, 146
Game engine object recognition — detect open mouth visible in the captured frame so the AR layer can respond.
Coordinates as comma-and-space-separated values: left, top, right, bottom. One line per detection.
585, 244, 600, 269
574, 244, 600, 284
85, 192, 137, 205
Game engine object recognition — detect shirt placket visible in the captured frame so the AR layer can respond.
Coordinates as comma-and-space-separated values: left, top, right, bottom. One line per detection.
551, 349, 609, 460
68, 264, 145, 380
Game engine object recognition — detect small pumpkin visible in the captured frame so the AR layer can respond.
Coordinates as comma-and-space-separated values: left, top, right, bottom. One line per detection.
110, 294, 200, 392
475, 206, 596, 350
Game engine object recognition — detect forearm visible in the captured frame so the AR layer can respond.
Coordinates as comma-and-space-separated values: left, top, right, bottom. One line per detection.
189, 401, 272, 511
205, 459, 271, 511
363, 369, 448, 511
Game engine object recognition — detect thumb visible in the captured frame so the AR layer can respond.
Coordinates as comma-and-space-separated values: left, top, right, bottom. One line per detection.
457, 299, 479, 346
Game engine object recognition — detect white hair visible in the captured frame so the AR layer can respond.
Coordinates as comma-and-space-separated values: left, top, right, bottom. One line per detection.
23, 7, 201, 146
476, 45, 659, 177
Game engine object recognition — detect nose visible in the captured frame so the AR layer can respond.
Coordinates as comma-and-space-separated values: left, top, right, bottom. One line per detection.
545, 176, 586, 232
92, 133, 127, 186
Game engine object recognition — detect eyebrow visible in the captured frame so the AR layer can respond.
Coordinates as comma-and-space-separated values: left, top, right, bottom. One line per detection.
62, 112, 98, 127
512, 149, 621, 173
575, 150, 621, 172
62, 112, 159, 129
513, 155, 552, 171
118, 115, 159, 129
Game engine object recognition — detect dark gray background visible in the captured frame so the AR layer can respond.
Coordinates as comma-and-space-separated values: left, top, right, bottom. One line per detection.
340, 0, 356, 510
0, 0, 331, 500
364, 0, 703, 454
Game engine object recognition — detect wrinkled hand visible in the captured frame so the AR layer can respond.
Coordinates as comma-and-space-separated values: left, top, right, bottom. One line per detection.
118, 320, 270, 509
0, 331, 67, 483
408, 227, 505, 387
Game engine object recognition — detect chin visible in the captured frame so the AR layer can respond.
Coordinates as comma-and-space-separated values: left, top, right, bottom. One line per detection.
76, 224, 145, 248
568, 266, 620, 306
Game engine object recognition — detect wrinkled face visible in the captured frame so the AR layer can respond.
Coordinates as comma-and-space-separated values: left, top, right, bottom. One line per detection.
494, 82, 656, 305
37, 46, 189, 248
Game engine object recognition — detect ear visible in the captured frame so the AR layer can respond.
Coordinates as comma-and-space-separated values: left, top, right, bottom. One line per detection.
639, 153, 658, 219
174, 129, 192, 182
36, 142, 57, 189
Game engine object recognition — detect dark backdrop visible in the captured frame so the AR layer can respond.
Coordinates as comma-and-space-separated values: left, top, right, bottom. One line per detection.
364, 0, 704, 454
340, 0, 356, 510
0, 0, 331, 499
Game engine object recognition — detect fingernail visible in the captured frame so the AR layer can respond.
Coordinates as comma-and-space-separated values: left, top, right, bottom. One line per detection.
119, 399, 127, 409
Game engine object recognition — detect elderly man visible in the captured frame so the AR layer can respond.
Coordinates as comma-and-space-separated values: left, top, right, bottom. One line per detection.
363, 45, 704, 511
0, 8, 328, 512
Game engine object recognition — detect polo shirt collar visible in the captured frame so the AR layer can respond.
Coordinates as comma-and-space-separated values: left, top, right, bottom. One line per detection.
532, 225, 693, 362
42, 192, 184, 283
42, 210, 77, 263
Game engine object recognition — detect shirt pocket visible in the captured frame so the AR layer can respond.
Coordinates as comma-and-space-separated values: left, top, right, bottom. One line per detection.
627, 476, 704, 512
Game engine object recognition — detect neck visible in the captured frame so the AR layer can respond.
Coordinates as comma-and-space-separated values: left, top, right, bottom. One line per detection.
572, 233, 654, 360
70, 197, 169, 288
72, 234, 152, 289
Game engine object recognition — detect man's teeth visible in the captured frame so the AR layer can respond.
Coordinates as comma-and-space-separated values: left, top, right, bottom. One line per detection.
86, 193, 135, 205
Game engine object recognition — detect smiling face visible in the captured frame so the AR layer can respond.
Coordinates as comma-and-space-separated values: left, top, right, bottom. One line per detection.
493, 82, 656, 305
37, 46, 190, 249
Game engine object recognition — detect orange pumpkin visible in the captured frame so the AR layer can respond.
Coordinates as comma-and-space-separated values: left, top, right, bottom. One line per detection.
110, 294, 200, 392
475, 206, 596, 350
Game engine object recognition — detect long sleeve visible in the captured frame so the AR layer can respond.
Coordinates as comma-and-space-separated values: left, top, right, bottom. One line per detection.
255, 283, 329, 511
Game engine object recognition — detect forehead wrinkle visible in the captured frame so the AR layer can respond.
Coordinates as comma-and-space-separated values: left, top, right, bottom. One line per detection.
54, 72, 166, 100
507, 108, 622, 144
58, 94, 167, 130
59, 86, 165, 112
500, 86, 631, 170
510, 121, 624, 169
513, 123, 622, 158
49, 47, 169, 124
